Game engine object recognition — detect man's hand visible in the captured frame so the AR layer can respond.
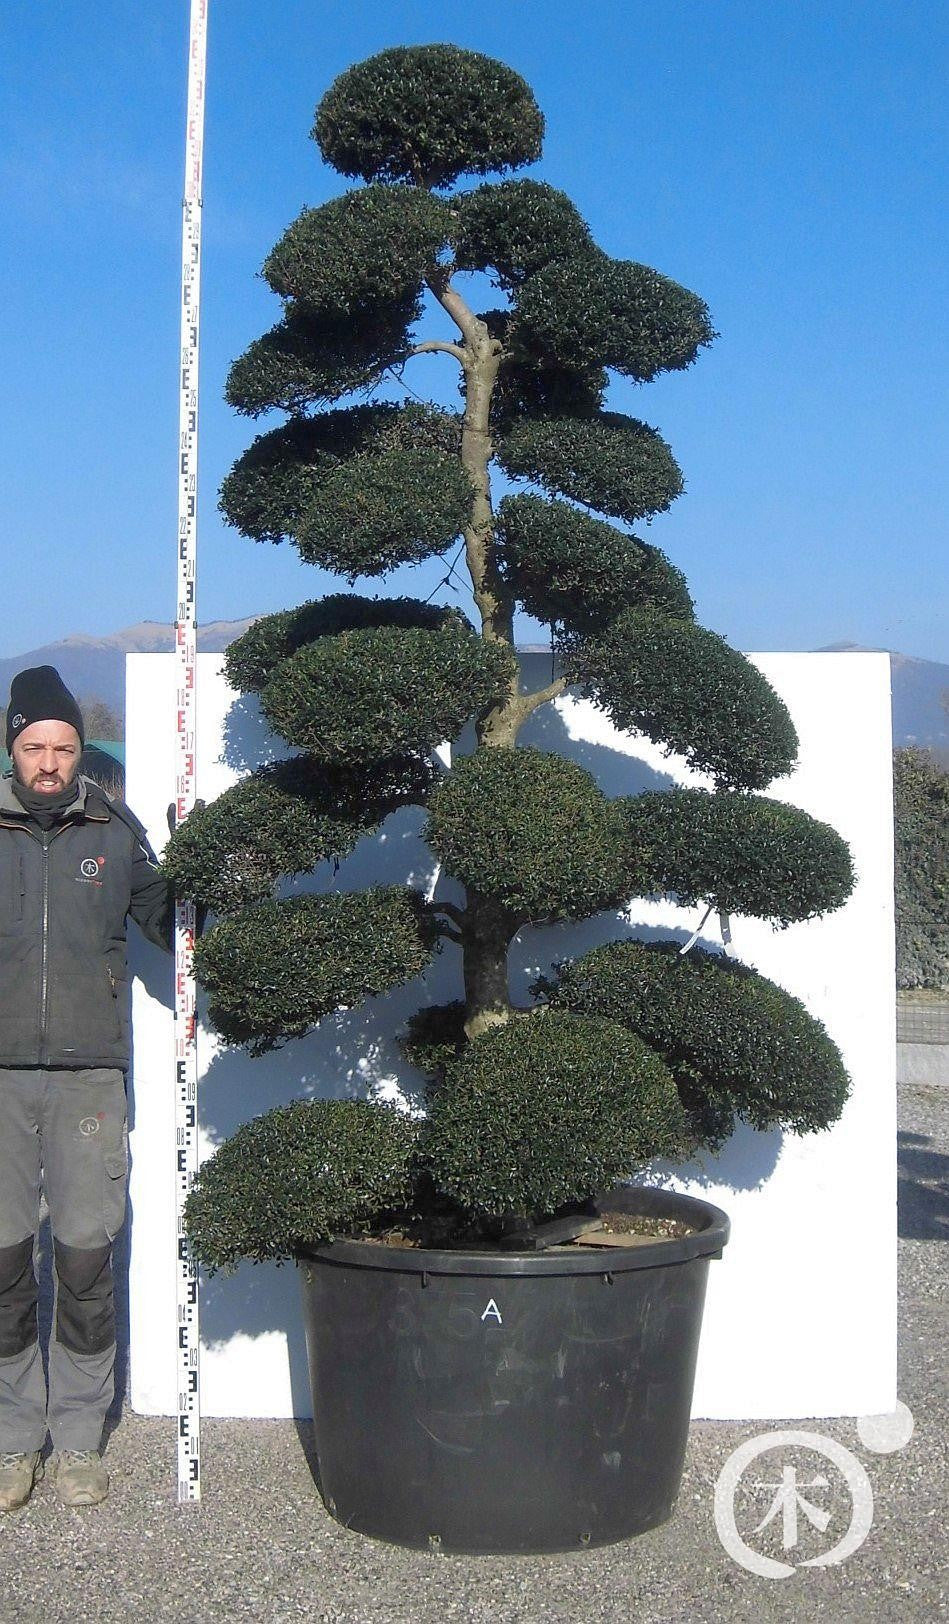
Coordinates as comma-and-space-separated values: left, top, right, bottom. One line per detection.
166, 798, 206, 838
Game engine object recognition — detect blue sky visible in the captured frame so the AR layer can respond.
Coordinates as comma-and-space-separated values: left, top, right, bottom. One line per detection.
1, 1, 946, 662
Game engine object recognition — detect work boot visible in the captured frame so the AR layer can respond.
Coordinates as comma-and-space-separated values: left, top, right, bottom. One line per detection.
48, 1449, 109, 1506
0, 1451, 44, 1512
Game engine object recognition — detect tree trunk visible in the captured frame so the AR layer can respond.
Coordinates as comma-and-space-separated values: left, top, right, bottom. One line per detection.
462, 892, 515, 1039
426, 279, 534, 1037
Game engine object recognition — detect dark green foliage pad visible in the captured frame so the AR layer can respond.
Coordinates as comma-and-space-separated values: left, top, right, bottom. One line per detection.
260, 621, 517, 762
491, 350, 606, 427
219, 407, 403, 542
425, 746, 635, 923
219, 403, 461, 544
497, 412, 683, 523
549, 940, 851, 1146
261, 188, 451, 315
568, 608, 799, 790
424, 1009, 688, 1220
453, 180, 593, 288
224, 298, 419, 416
262, 187, 451, 314
313, 45, 544, 188
161, 754, 435, 915
516, 253, 715, 382
622, 787, 855, 927
224, 595, 460, 693
184, 1099, 419, 1270
401, 1000, 468, 1080
294, 445, 473, 575
194, 887, 437, 1052
476, 309, 610, 429
497, 495, 693, 633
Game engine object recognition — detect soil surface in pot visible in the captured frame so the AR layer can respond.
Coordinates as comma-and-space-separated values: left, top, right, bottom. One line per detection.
353, 1211, 696, 1252
566, 1212, 696, 1249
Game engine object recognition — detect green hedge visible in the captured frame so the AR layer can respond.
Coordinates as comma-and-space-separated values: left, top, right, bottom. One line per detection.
184, 1100, 419, 1271
496, 494, 693, 632
547, 940, 850, 1147
516, 252, 715, 383
314, 45, 544, 188
497, 412, 683, 523
894, 748, 949, 988
161, 755, 435, 914
194, 887, 437, 1052
453, 180, 593, 288
425, 745, 635, 922
224, 596, 459, 694
294, 445, 472, 575
260, 622, 516, 763
568, 607, 798, 791
423, 1009, 688, 1221
622, 787, 854, 927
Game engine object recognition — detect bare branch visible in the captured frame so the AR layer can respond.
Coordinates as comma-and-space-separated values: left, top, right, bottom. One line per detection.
517, 676, 568, 719
408, 339, 468, 365
421, 898, 467, 943
434, 900, 467, 926
426, 272, 486, 350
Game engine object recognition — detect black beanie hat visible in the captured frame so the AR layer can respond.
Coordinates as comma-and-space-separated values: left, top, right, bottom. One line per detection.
6, 666, 85, 753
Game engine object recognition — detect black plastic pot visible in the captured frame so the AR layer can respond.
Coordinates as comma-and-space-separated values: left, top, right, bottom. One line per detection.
297, 1185, 729, 1554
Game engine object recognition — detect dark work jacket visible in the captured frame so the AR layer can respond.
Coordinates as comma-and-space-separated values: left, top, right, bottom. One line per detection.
0, 772, 173, 1069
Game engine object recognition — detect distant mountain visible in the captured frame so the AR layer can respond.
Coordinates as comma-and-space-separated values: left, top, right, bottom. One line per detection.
0, 623, 945, 759
816, 643, 949, 763
0, 620, 258, 713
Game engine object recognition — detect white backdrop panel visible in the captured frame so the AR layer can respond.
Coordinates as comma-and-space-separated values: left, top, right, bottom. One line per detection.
125, 651, 895, 1420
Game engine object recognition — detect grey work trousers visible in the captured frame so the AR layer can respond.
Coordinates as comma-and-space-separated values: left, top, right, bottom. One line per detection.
0, 1067, 128, 1452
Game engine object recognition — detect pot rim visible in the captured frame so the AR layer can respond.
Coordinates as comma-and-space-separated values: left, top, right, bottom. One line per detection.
295, 1185, 729, 1278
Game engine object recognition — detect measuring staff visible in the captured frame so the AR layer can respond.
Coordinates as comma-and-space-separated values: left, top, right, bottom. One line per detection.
173, 0, 208, 1505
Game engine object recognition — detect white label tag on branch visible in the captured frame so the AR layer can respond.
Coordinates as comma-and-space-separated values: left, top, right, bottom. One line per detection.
679, 904, 714, 956
679, 905, 735, 958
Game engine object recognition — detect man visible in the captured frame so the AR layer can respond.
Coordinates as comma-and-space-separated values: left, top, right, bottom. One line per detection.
0, 666, 173, 1510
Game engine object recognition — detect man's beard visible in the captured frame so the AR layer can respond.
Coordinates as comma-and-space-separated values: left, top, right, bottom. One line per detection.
15, 765, 78, 795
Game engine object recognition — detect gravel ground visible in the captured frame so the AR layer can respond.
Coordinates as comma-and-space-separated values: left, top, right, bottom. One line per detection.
1, 1073, 946, 1624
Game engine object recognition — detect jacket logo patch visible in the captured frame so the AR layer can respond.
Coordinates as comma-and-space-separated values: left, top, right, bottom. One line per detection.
78, 857, 106, 885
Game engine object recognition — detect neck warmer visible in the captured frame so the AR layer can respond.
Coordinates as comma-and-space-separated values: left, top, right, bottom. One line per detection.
12, 776, 81, 832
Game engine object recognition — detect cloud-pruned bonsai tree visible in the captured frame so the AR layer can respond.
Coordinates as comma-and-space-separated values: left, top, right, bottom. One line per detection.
165, 46, 855, 1270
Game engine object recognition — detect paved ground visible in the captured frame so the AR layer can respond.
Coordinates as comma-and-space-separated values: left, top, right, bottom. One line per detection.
1, 1069, 946, 1624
